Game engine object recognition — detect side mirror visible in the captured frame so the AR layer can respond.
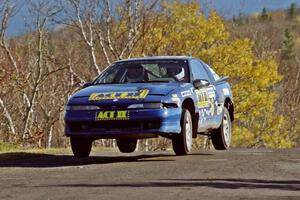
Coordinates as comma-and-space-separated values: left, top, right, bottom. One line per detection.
193, 79, 210, 88
82, 82, 93, 88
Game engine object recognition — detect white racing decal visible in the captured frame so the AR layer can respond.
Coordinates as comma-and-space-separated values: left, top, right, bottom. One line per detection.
222, 88, 230, 96
181, 90, 192, 97
190, 88, 194, 94
171, 94, 181, 105
217, 105, 223, 115
207, 90, 215, 99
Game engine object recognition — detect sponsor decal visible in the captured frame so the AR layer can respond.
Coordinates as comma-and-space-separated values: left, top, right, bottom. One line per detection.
217, 105, 223, 115
190, 88, 194, 94
196, 88, 217, 116
95, 110, 129, 120
207, 86, 215, 98
213, 74, 220, 80
89, 89, 149, 101
181, 90, 192, 97
199, 109, 207, 124
210, 100, 215, 116
195, 89, 210, 108
222, 88, 230, 96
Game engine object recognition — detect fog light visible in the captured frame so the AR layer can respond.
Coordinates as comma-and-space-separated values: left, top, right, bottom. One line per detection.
147, 122, 153, 129
81, 124, 89, 130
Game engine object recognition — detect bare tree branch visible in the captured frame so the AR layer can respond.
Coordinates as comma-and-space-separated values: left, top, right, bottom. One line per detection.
22, 0, 62, 139
0, 1, 19, 73
0, 97, 16, 136
68, 0, 101, 74
103, 0, 118, 59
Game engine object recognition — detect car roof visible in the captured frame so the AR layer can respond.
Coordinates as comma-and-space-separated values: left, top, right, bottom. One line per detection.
114, 56, 193, 63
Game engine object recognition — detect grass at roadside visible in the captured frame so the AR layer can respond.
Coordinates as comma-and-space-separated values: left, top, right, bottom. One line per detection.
0, 141, 19, 152
0, 141, 117, 161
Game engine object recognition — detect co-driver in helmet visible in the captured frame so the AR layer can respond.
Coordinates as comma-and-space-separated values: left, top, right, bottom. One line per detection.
166, 65, 185, 81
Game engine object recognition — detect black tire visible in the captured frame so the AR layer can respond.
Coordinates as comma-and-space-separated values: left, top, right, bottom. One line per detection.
172, 109, 193, 155
211, 107, 232, 150
70, 137, 92, 158
116, 139, 137, 153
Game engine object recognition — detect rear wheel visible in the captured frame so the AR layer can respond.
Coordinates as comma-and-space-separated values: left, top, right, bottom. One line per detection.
116, 139, 137, 153
70, 137, 92, 158
211, 107, 231, 150
172, 109, 193, 155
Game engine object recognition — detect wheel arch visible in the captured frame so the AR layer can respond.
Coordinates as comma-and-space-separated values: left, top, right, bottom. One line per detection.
182, 98, 198, 138
224, 97, 234, 121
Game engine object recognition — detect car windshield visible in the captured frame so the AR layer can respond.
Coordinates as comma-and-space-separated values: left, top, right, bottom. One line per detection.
95, 60, 189, 84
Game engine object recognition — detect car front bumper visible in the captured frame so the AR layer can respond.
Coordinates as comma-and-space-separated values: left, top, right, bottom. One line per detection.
64, 108, 182, 139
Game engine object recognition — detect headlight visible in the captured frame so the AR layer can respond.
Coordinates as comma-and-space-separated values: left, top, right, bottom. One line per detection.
128, 103, 162, 109
65, 105, 100, 110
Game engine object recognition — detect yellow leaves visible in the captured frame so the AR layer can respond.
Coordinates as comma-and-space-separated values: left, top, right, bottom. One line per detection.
261, 115, 293, 148
232, 126, 256, 147
232, 115, 293, 148
205, 10, 229, 44
137, 1, 293, 148
142, 2, 229, 56
199, 38, 255, 76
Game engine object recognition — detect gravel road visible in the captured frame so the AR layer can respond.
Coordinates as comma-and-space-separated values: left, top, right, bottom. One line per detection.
0, 148, 299, 200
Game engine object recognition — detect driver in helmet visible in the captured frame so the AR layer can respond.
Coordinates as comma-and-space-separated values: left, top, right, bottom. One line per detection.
166, 65, 185, 81
126, 64, 145, 82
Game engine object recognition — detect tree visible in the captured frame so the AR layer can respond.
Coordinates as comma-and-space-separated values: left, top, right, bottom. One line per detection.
259, 7, 271, 21
63, 0, 159, 72
0, 0, 68, 147
281, 28, 295, 60
287, 3, 297, 19
0, 1, 296, 149
140, 2, 292, 148
278, 28, 299, 148
232, 12, 245, 26
0, 0, 17, 141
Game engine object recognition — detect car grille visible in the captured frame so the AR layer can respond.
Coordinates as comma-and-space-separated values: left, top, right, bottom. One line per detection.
68, 120, 161, 132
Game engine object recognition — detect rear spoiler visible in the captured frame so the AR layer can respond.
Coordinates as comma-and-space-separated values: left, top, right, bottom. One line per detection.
215, 76, 229, 85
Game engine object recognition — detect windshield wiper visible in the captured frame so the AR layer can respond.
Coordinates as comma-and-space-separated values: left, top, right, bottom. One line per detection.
129, 80, 171, 83
96, 82, 146, 84
147, 80, 171, 83
129, 81, 146, 83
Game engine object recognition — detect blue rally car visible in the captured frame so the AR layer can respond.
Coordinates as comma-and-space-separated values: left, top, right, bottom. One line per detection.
65, 56, 234, 157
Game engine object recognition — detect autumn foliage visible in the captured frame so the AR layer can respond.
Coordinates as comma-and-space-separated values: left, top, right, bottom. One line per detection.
0, 1, 298, 149
138, 2, 293, 148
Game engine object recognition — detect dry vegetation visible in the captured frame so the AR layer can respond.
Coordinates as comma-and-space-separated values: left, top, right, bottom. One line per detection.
228, 4, 300, 147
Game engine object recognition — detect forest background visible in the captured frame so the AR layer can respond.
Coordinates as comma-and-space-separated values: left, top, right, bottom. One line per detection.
0, 0, 299, 150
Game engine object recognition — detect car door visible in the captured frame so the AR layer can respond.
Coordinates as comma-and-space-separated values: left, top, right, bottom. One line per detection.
190, 59, 217, 131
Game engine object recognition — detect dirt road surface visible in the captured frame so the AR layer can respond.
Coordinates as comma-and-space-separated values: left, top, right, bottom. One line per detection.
0, 148, 299, 200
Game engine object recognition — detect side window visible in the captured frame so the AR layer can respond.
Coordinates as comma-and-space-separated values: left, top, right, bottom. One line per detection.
202, 62, 220, 81
190, 60, 211, 81
97, 65, 119, 83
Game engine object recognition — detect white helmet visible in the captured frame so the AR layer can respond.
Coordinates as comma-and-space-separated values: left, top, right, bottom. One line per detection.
167, 66, 185, 81
174, 68, 185, 80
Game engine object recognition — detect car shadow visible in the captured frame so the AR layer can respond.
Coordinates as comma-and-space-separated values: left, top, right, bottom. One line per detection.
0, 151, 213, 168
49, 178, 300, 192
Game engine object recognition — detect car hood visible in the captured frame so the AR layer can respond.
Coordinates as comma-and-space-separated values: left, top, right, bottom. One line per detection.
72, 83, 181, 98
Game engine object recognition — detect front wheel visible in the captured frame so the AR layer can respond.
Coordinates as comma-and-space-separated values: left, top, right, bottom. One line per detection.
172, 109, 193, 155
116, 139, 137, 153
211, 107, 231, 150
70, 137, 92, 158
